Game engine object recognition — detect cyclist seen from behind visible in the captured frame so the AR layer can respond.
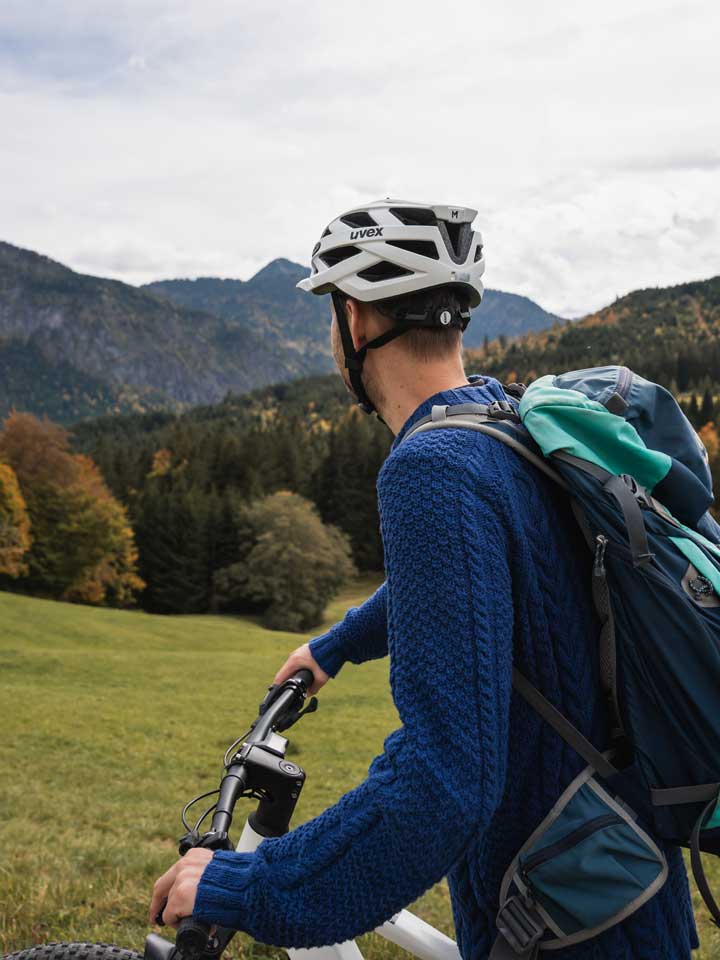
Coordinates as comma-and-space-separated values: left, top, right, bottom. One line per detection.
150, 200, 698, 959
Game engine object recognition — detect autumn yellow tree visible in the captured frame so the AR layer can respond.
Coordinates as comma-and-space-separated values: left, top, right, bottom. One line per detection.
0, 461, 31, 577
0, 412, 144, 605
699, 422, 720, 516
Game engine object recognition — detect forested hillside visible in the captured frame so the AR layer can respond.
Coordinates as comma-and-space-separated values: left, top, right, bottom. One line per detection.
70, 375, 390, 614
0, 240, 561, 423
66, 273, 720, 617
0, 243, 333, 421
146, 260, 562, 353
473, 275, 720, 394
4, 266, 720, 619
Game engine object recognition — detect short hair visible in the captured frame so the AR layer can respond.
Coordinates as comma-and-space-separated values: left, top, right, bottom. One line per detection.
341, 286, 469, 363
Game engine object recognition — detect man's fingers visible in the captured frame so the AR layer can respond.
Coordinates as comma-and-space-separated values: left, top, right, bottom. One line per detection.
162, 880, 196, 927
274, 649, 304, 685
274, 644, 328, 694
148, 863, 179, 924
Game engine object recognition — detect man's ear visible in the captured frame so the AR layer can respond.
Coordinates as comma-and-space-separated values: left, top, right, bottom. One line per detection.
345, 298, 368, 353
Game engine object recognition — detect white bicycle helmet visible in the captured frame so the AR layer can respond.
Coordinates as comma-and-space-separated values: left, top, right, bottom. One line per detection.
297, 199, 485, 415
298, 199, 485, 306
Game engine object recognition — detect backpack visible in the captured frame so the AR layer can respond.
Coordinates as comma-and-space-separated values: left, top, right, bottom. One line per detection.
401, 366, 720, 958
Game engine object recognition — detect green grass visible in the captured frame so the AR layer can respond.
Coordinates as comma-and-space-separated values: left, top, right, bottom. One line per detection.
0, 578, 452, 959
1, 580, 718, 958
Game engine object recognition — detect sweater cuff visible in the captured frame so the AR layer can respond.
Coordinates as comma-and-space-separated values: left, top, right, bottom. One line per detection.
309, 630, 347, 678
194, 850, 259, 929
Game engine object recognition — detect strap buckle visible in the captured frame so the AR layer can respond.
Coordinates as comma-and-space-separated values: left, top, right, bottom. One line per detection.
496, 896, 545, 954
487, 400, 520, 422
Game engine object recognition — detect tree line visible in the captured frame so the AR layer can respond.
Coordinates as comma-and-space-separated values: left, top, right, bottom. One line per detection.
2, 354, 718, 623
80, 402, 390, 615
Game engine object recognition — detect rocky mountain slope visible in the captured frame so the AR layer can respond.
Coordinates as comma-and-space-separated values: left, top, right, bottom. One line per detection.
0, 241, 561, 423
0, 243, 332, 421
145, 259, 562, 353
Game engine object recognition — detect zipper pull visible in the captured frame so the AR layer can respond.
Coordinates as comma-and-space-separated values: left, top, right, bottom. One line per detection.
594, 535, 608, 577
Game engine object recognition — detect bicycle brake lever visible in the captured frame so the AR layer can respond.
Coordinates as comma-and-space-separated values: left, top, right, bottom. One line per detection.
275, 695, 319, 732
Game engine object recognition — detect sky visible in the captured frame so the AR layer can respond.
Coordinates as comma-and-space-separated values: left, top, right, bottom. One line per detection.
1, 0, 719, 317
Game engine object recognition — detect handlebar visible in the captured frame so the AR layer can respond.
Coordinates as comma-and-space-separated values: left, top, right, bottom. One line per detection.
173, 668, 315, 960
176, 918, 213, 960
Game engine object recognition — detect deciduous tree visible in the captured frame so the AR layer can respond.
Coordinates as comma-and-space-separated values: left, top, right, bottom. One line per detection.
0, 461, 31, 578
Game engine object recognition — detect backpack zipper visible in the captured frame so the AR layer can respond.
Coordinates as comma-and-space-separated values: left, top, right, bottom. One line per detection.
605, 536, 714, 602
520, 813, 623, 880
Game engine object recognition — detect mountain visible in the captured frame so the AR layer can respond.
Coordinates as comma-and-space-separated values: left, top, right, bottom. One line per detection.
144, 259, 562, 353
471, 275, 720, 391
144, 259, 334, 364
0, 243, 333, 422
0, 241, 561, 425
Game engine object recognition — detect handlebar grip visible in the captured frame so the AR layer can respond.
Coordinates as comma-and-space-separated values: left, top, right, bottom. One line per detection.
294, 667, 314, 688
175, 916, 211, 960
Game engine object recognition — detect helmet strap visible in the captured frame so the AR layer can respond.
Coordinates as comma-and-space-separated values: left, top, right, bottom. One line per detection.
332, 292, 376, 414
331, 292, 469, 417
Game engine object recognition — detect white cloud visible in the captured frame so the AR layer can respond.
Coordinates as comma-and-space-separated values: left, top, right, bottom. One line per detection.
1, 0, 718, 314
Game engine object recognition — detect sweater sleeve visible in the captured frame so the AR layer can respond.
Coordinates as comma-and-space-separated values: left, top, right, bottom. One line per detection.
194, 434, 514, 948
307, 580, 389, 678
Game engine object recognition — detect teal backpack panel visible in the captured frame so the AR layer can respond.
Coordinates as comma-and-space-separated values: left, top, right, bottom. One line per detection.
519, 375, 671, 491
498, 764, 667, 952
521, 366, 716, 529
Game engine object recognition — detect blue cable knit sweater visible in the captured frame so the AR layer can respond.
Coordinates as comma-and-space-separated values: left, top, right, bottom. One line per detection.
195, 376, 699, 959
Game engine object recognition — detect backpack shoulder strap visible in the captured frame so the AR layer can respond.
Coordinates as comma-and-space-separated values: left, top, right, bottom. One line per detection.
401, 403, 569, 491
401, 402, 619, 779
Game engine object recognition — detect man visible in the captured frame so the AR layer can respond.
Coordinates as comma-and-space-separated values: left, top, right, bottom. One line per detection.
150, 201, 697, 958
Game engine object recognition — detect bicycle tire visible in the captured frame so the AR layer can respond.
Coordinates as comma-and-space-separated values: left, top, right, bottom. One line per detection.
3, 943, 142, 960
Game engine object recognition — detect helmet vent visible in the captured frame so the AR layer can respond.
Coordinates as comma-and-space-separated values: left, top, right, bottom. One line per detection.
340, 211, 377, 229
357, 261, 413, 282
389, 206, 438, 227
320, 245, 362, 268
321, 226, 332, 238
474, 244, 484, 262
387, 239, 439, 260
437, 220, 473, 263
444, 221, 464, 258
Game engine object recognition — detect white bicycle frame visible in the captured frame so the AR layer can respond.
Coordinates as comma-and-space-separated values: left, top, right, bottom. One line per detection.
236, 819, 462, 960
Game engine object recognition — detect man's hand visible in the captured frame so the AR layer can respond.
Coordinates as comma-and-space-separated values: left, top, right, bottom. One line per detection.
148, 848, 213, 928
274, 642, 329, 695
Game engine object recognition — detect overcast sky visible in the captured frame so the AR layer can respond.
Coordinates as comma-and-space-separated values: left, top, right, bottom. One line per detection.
1, 0, 719, 316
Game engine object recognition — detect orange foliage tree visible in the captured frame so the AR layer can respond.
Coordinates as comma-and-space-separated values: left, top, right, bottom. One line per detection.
699, 422, 720, 516
0, 461, 31, 577
0, 412, 144, 605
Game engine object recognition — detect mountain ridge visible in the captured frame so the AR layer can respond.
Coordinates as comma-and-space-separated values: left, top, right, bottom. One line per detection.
470, 273, 720, 391
7, 240, 709, 427
0, 242, 333, 421
143, 257, 564, 351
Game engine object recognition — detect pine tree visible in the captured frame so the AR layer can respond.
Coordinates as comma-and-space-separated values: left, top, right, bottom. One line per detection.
688, 393, 700, 426
700, 387, 715, 426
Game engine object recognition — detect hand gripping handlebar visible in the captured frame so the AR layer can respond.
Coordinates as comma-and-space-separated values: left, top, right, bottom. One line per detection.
173, 668, 315, 960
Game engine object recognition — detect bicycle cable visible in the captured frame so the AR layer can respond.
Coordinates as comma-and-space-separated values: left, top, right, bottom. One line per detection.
181, 789, 220, 832
223, 726, 254, 768
193, 802, 218, 833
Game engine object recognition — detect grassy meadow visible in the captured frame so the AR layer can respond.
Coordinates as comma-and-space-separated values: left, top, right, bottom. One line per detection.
1, 579, 718, 958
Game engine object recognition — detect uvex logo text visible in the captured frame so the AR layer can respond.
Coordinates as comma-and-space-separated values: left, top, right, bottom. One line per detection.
349, 227, 384, 240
